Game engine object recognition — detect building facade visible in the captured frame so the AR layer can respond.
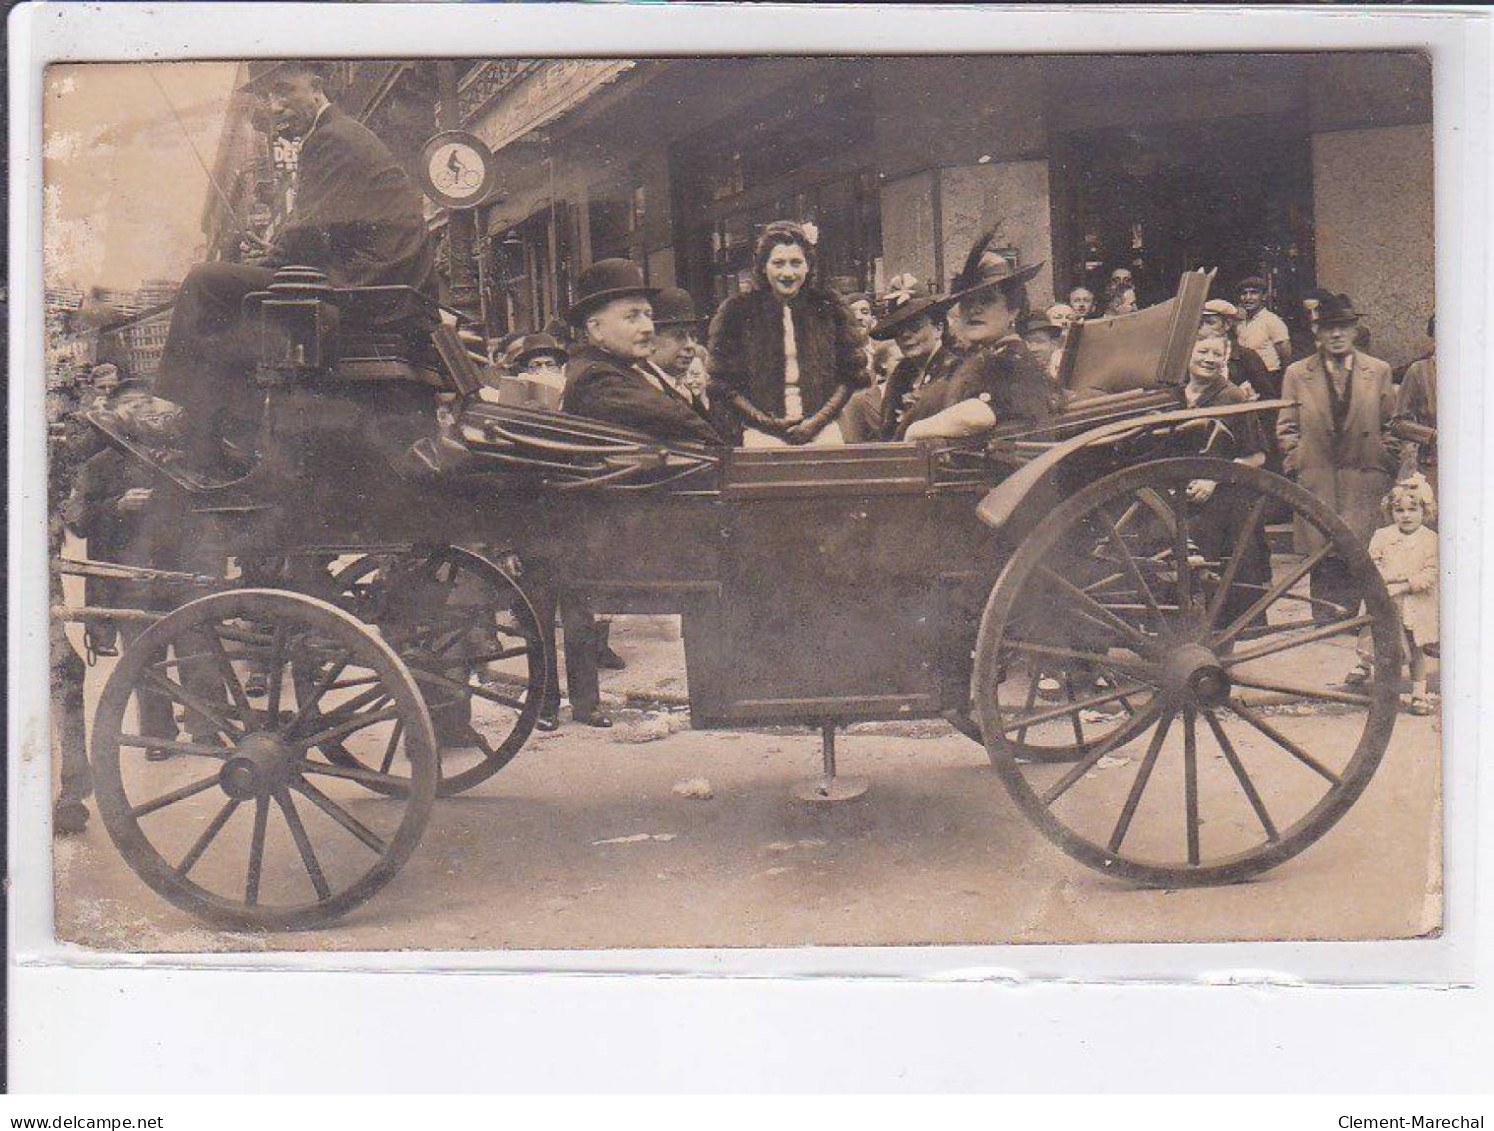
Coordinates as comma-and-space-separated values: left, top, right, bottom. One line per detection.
201, 53, 1433, 369
459, 52, 1432, 368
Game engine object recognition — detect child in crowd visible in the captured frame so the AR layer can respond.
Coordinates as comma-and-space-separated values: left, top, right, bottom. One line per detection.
1347, 475, 1439, 715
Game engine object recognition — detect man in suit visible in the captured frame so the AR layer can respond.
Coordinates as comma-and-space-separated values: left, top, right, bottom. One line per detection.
1276, 294, 1400, 624
156, 61, 434, 467
561, 259, 722, 445
643, 287, 711, 417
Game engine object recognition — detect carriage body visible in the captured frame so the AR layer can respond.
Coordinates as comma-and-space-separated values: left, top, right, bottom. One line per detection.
63, 267, 1406, 929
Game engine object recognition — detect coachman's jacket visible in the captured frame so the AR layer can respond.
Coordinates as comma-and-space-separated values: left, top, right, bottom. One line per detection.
562, 343, 724, 446
705, 287, 869, 441
263, 105, 434, 290
1276, 349, 1400, 555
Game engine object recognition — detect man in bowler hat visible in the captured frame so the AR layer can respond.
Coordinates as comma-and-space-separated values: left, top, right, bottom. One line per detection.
644, 287, 712, 420
561, 259, 721, 445
1276, 294, 1399, 626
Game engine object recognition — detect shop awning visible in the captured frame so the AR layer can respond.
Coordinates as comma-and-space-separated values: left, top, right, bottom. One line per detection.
466, 60, 635, 154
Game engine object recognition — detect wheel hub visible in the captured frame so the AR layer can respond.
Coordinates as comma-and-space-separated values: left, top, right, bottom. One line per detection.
220, 731, 296, 799
1161, 643, 1231, 707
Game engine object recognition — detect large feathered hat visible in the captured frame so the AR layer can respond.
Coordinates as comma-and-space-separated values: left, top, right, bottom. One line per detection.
943, 232, 1044, 305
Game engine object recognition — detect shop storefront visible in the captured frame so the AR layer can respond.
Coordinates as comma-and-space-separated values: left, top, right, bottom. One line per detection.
671, 65, 884, 304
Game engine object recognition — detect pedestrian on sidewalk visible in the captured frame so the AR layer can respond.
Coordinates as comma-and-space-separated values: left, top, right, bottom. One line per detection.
1276, 294, 1399, 623
1347, 475, 1439, 715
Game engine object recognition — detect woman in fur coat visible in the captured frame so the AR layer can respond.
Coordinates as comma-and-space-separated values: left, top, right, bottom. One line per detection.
705, 221, 869, 446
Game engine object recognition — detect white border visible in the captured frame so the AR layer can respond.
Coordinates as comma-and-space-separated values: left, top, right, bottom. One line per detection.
10, 2, 1490, 1091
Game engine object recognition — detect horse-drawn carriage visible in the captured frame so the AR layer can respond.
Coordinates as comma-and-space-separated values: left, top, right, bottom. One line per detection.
57, 266, 1403, 930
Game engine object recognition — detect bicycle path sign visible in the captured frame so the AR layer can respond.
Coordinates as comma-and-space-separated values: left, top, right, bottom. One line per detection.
417, 130, 498, 210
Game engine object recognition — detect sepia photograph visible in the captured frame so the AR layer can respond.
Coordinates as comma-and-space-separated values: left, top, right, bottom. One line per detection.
41, 49, 1442, 954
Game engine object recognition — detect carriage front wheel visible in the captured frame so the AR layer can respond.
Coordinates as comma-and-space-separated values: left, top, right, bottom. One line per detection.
973, 458, 1402, 887
91, 589, 438, 930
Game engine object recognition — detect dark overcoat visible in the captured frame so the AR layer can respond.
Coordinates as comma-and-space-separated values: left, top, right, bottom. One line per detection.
705, 287, 868, 439
264, 105, 434, 291
562, 343, 723, 446
1276, 350, 1399, 553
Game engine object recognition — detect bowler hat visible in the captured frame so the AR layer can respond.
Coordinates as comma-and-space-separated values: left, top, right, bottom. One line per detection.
870, 275, 942, 340
1314, 294, 1364, 326
566, 258, 659, 326
943, 233, 1044, 306
651, 287, 705, 330
1237, 276, 1268, 293
506, 333, 568, 369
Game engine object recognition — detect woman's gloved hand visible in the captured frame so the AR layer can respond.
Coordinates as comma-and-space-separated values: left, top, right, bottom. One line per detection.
784, 385, 851, 445
729, 393, 795, 439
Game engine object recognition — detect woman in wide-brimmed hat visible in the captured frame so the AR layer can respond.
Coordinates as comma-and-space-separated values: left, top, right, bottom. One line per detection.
705, 220, 869, 446
899, 233, 1056, 441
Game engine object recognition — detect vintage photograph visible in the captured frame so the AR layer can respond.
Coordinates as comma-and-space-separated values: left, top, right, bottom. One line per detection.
43, 52, 1440, 952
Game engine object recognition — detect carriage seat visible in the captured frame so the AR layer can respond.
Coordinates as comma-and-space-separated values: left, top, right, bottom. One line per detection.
329, 285, 447, 387
243, 277, 450, 390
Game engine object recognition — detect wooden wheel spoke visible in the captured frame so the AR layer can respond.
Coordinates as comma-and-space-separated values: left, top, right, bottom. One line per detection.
1202, 496, 1270, 630
1004, 641, 1155, 684
1183, 707, 1201, 866
1065, 672, 1087, 750
274, 790, 331, 901
286, 655, 352, 734
1041, 701, 1165, 807
176, 798, 241, 876
204, 628, 256, 727
1229, 674, 1372, 708
412, 668, 525, 711
1226, 697, 1342, 785
379, 719, 405, 775
441, 644, 532, 667
1215, 543, 1334, 649
1014, 665, 1041, 744
325, 675, 382, 691
1037, 566, 1154, 652
244, 796, 269, 906
1000, 680, 1149, 734
140, 672, 240, 741
1170, 489, 1194, 613
289, 681, 389, 739
129, 774, 222, 819
290, 777, 390, 854
1201, 708, 1279, 843
1107, 709, 1176, 853
296, 703, 399, 752
117, 735, 232, 759
1223, 613, 1376, 669
264, 626, 288, 722
1101, 511, 1164, 623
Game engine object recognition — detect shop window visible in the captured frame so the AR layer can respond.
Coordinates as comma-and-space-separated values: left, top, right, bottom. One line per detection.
1051, 114, 1315, 311
588, 196, 634, 263
672, 69, 881, 307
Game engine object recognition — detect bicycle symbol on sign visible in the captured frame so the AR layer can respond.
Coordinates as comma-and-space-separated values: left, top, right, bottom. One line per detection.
435, 150, 483, 192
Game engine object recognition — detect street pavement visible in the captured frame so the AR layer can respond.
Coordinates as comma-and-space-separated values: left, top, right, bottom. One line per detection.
53, 613, 1441, 953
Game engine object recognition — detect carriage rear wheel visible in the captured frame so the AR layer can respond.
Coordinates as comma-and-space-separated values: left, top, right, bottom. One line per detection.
973, 458, 1402, 887
327, 546, 547, 797
91, 589, 438, 930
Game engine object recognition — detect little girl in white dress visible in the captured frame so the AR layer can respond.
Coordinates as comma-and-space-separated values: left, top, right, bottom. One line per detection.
1347, 475, 1440, 715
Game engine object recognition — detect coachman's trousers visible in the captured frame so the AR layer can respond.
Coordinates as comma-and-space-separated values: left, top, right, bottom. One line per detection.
156, 262, 277, 460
